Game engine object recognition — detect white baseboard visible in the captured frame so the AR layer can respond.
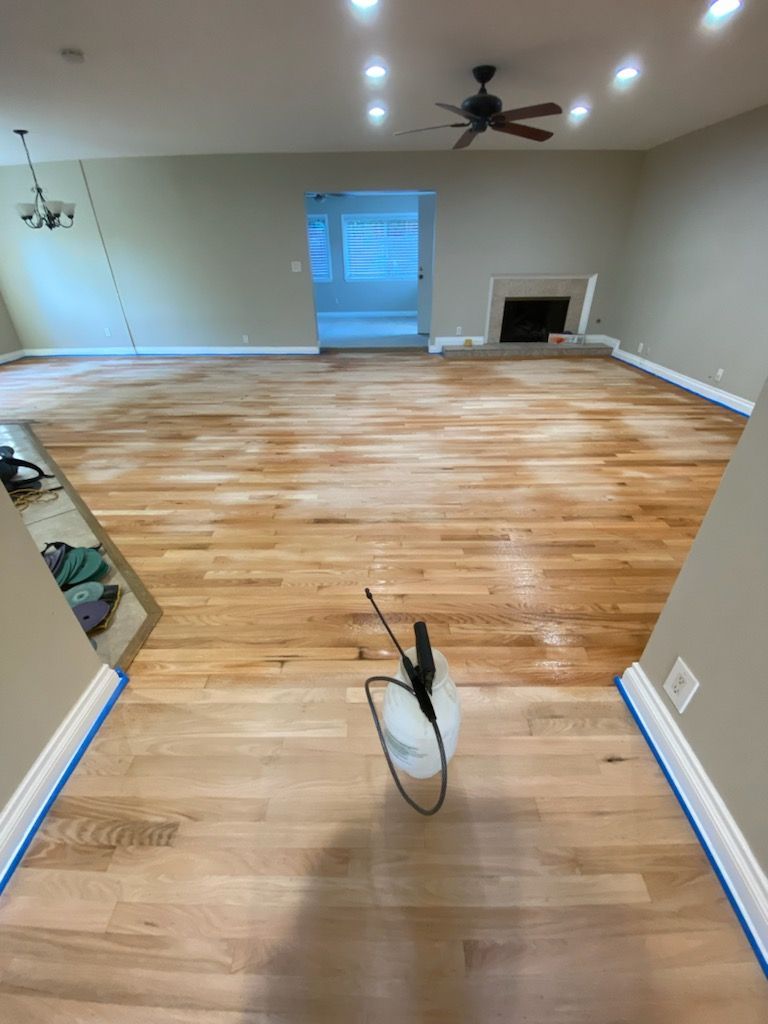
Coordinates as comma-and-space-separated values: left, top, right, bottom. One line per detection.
21, 346, 137, 357
618, 663, 768, 973
0, 349, 26, 365
20, 346, 319, 357
612, 348, 754, 416
430, 336, 485, 353
0, 664, 127, 893
135, 346, 319, 356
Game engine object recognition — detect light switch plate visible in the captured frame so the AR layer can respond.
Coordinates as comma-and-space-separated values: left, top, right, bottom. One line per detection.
663, 657, 700, 714
291, 261, 302, 273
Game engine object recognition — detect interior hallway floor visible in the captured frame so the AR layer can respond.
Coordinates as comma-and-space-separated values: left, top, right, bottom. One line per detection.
0, 353, 763, 1021
316, 313, 425, 348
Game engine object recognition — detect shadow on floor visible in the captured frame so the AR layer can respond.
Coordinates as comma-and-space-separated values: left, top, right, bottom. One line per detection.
259, 781, 654, 1023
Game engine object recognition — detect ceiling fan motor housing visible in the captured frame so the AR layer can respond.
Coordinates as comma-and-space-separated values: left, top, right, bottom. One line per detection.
463, 64, 502, 124
461, 92, 503, 122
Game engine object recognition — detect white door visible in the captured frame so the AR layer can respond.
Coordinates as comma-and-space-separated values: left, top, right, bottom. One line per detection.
417, 193, 436, 336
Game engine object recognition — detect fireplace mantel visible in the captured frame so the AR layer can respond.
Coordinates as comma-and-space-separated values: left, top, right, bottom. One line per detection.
485, 275, 596, 346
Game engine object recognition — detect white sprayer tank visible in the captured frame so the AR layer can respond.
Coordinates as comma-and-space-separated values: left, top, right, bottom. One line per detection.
382, 647, 461, 779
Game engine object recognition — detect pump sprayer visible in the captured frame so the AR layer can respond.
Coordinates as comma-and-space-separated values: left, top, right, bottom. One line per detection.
364, 589, 461, 815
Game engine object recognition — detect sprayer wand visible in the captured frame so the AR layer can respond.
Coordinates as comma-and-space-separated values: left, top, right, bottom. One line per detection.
363, 588, 447, 815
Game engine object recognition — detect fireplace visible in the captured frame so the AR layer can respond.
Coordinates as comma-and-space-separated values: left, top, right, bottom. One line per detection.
485, 276, 595, 347
499, 297, 570, 343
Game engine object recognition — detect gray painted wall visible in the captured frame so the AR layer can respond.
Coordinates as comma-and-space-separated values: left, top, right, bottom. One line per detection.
0, 150, 642, 351
0, 291, 20, 355
0, 487, 104, 807
0, 161, 132, 351
306, 192, 419, 316
640, 378, 768, 869
614, 105, 768, 403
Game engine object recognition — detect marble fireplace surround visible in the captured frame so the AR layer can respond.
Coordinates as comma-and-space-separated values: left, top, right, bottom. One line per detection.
484, 274, 597, 346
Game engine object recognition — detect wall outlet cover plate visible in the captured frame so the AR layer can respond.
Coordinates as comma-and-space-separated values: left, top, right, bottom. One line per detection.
663, 656, 700, 713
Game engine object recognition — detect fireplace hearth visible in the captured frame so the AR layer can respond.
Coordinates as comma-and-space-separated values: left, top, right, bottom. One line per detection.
500, 297, 570, 344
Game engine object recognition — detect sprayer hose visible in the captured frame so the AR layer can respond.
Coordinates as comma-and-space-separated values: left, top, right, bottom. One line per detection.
364, 675, 448, 816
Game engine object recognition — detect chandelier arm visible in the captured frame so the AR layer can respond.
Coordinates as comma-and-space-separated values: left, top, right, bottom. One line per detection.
31, 188, 48, 224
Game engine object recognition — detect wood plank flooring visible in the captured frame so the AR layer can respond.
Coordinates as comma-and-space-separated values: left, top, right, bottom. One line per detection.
1, 353, 763, 1021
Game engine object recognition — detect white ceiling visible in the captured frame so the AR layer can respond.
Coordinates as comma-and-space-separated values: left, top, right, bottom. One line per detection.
1, 0, 767, 164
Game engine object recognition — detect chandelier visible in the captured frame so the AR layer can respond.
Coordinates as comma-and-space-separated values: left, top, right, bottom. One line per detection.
13, 130, 75, 230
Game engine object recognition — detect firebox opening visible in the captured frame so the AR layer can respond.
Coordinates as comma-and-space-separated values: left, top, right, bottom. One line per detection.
499, 297, 570, 343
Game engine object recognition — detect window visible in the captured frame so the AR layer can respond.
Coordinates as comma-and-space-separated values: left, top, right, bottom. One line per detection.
342, 213, 418, 282
307, 215, 332, 282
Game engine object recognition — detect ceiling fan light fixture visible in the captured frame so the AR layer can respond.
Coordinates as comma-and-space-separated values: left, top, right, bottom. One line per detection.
569, 104, 590, 120
398, 67, 561, 149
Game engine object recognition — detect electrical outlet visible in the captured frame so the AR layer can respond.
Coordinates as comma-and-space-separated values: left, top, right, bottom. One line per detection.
291, 260, 302, 273
663, 657, 700, 714
456, 326, 463, 335
104, 327, 112, 338
242, 334, 249, 344
637, 342, 644, 354
714, 368, 724, 382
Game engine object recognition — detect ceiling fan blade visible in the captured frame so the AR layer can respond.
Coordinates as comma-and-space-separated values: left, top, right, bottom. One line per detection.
453, 128, 478, 150
394, 122, 468, 136
495, 102, 563, 121
436, 102, 468, 118
492, 121, 554, 143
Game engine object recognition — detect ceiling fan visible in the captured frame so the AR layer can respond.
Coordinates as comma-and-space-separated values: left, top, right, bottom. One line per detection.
395, 65, 562, 149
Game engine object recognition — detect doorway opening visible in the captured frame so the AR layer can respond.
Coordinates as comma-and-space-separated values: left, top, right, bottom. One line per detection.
304, 190, 436, 349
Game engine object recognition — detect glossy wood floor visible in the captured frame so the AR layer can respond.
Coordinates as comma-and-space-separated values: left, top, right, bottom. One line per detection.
1, 353, 763, 1021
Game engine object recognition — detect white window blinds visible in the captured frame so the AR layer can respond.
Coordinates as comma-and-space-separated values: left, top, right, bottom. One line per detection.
307, 215, 332, 282
342, 213, 418, 281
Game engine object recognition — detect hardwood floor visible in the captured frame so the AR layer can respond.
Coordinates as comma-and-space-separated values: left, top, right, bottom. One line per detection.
1, 353, 763, 1021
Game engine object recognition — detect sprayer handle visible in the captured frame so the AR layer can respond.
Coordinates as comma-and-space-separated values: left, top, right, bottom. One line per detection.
414, 621, 436, 693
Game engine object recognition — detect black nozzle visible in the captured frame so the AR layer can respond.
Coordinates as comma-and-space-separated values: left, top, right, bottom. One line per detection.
365, 588, 436, 723
414, 621, 435, 694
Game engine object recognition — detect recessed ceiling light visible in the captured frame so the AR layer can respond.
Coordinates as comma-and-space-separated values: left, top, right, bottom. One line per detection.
615, 65, 640, 82
367, 103, 388, 124
364, 62, 387, 80
706, 0, 742, 19
351, 0, 378, 8
570, 104, 590, 119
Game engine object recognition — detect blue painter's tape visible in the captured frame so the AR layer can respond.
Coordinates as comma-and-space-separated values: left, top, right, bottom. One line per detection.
0, 666, 130, 896
615, 358, 750, 417
614, 674, 767, 979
